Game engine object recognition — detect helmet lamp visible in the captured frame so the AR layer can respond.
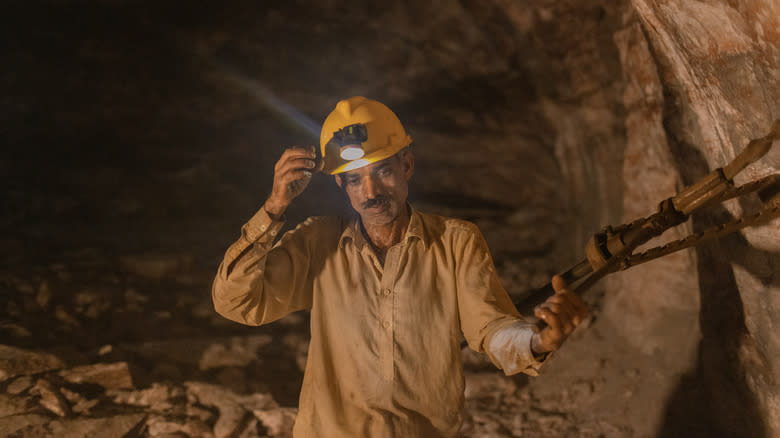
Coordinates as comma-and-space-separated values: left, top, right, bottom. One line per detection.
331, 123, 368, 161
339, 145, 365, 160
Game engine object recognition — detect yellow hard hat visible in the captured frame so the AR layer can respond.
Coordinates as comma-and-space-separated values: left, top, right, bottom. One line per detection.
319, 96, 412, 175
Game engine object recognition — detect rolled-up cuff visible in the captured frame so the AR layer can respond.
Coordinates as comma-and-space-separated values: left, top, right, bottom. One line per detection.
243, 207, 285, 243
484, 320, 550, 376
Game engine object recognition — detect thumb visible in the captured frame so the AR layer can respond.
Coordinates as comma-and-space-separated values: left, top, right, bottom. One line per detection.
551, 275, 567, 294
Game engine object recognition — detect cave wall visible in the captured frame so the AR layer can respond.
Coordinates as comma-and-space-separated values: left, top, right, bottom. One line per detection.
518, 1, 779, 437
607, 1, 780, 436
2, 1, 779, 436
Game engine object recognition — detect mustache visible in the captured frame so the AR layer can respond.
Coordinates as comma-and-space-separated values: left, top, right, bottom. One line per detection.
361, 195, 391, 210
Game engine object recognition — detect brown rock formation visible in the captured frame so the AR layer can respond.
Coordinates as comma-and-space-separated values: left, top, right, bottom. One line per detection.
1, 0, 778, 436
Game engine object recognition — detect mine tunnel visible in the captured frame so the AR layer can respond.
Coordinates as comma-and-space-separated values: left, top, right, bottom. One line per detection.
1, 1, 779, 437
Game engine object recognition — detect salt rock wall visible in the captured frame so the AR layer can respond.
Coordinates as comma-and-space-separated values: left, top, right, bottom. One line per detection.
607, 1, 780, 436
1, 0, 779, 437
521, 1, 779, 437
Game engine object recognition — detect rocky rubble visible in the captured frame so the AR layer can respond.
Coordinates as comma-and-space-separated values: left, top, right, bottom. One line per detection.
0, 347, 64, 382
0, 355, 297, 438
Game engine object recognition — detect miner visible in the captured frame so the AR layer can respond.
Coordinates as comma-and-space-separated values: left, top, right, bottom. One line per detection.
212, 96, 588, 437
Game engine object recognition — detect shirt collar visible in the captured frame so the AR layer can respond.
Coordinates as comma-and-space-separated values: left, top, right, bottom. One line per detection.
339, 203, 427, 250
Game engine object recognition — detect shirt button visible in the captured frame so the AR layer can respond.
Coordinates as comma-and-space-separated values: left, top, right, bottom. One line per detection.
382, 288, 392, 296
383, 320, 391, 329
260, 225, 267, 231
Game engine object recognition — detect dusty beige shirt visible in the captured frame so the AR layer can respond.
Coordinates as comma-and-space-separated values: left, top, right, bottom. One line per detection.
212, 206, 543, 437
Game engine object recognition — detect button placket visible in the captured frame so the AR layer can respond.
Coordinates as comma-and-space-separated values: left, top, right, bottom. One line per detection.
377, 245, 400, 381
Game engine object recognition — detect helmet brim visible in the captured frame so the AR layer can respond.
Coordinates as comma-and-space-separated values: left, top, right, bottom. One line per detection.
323, 136, 411, 175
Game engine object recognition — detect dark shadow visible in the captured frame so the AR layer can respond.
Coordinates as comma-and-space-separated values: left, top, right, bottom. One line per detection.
253, 327, 308, 407
657, 142, 777, 438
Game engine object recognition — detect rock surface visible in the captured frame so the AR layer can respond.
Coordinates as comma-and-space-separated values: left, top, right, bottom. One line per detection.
1, 0, 778, 437
630, 1, 780, 436
59, 362, 134, 390
0, 346, 65, 382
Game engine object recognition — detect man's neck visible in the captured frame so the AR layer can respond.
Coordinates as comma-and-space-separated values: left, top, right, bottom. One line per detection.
361, 206, 411, 253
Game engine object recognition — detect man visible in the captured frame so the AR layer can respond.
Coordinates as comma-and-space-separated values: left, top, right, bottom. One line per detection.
212, 96, 587, 437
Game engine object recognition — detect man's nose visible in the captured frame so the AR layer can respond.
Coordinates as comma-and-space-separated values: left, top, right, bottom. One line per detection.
363, 175, 381, 198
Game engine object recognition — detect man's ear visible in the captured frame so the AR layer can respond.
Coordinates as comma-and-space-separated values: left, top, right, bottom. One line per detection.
401, 149, 415, 180
334, 174, 343, 189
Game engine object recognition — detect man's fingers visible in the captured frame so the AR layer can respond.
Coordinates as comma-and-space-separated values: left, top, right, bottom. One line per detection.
537, 301, 567, 321
275, 156, 318, 188
277, 152, 317, 170
265, 147, 317, 215
542, 296, 576, 328
570, 293, 589, 322
545, 303, 574, 334
556, 290, 588, 323
277, 157, 317, 176
534, 308, 562, 352
534, 278, 591, 352
289, 168, 314, 181
272, 153, 316, 200
279, 169, 314, 192
538, 296, 581, 333
276, 147, 317, 169
550, 274, 587, 326
560, 295, 585, 326
284, 146, 316, 158
534, 306, 561, 332
551, 275, 568, 293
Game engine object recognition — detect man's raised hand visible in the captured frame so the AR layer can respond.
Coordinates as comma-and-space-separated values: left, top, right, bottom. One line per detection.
264, 147, 318, 218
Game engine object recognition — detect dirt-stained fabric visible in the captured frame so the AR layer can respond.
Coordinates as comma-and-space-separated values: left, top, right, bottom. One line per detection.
212, 205, 543, 437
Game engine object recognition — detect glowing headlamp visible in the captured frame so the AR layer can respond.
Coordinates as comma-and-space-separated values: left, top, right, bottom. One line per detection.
332, 123, 368, 161
340, 145, 364, 160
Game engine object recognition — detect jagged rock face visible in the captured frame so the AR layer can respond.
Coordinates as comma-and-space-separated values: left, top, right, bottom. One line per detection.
529, 1, 780, 436
623, 1, 780, 436
1, 0, 778, 437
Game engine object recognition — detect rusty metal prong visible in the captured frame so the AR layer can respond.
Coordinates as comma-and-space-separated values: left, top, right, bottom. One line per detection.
723, 119, 780, 180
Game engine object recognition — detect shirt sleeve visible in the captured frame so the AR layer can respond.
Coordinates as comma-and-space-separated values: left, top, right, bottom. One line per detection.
455, 223, 547, 376
212, 207, 320, 326
483, 321, 548, 376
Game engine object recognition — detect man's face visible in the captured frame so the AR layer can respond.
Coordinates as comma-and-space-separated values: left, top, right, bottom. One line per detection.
336, 150, 414, 227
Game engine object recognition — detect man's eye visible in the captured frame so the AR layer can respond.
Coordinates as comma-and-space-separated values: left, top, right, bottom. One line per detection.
378, 167, 392, 176
345, 178, 359, 185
